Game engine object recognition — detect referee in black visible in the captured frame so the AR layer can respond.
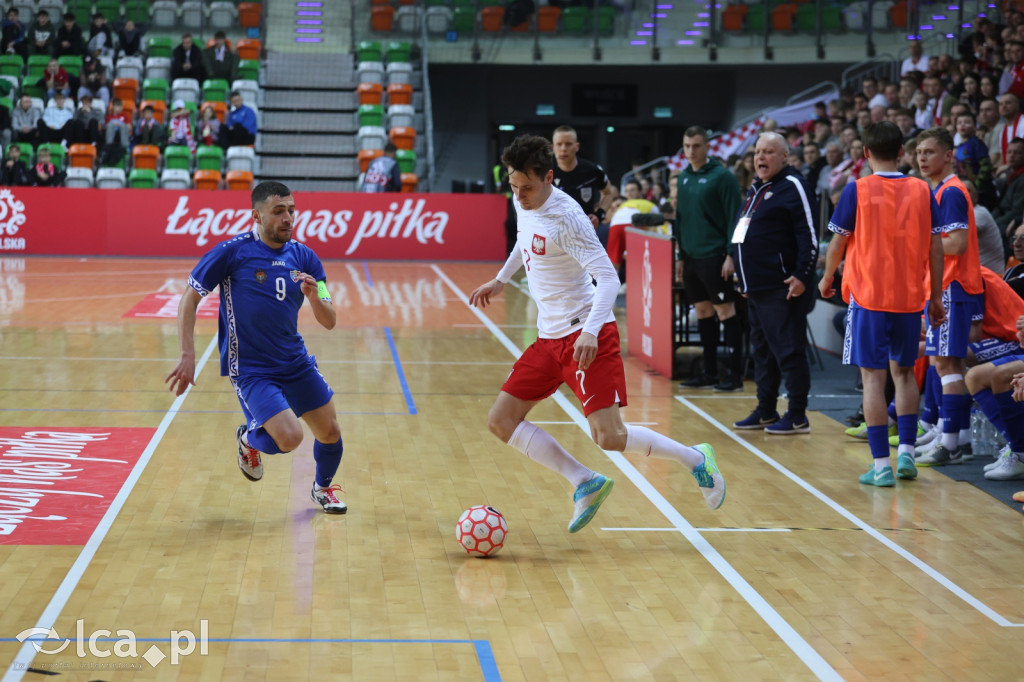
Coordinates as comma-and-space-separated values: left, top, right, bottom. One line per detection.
552, 125, 614, 228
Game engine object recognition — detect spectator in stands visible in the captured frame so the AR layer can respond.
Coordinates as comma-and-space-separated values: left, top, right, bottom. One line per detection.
958, 72, 982, 113
980, 73, 999, 100
731, 132, 818, 434
902, 41, 929, 76
12, 95, 40, 145
202, 31, 237, 82
924, 75, 957, 126
197, 104, 221, 147
360, 142, 402, 192
105, 97, 131, 149
955, 111, 996, 207
220, 91, 257, 149
87, 12, 113, 61
995, 93, 1024, 166
72, 94, 104, 147
171, 34, 206, 84
901, 137, 922, 177
31, 147, 63, 187
167, 99, 196, 153
0, 144, 29, 186
978, 97, 1002, 152
1000, 40, 1024, 98
913, 89, 934, 131
991, 138, 1024, 231
862, 77, 888, 108
1003, 223, 1024, 296
818, 142, 844, 196
802, 141, 826, 189
948, 102, 971, 142
897, 75, 918, 109
895, 108, 920, 141
1, 8, 26, 58
27, 9, 54, 56
811, 116, 834, 149
116, 19, 143, 58
838, 124, 859, 153
963, 179, 1006, 272
77, 55, 109, 109
134, 104, 166, 148
41, 58, 70, 101
37, 91, 74, 144
0, 103, 10, 148
54, 12, 84, 58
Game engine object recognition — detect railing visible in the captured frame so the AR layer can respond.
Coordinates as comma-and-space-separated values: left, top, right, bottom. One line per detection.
419, 10, 436, 191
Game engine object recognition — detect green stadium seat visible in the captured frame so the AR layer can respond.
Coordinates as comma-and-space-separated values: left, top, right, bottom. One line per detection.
0, 97, 11, 110
27, 55, 50, 82
0, 55, 22, 79
396, 149, 416, 174
196, 146, 224, 171
796, 3, 816, 31
562, 7, 590, 34
424, 0, 448, 6
357, 104, 385, 127
147, 36, 175, 59
746, 4, 766, 31
95, 0, 123, 21
142, 77, 169, 102
201, 79, 230, 103
357, 40, 383, 62
6, 142, 34, 162
129, 168, 159, 188
385, 41, 411, 63
452, 7, 476, 32
125, 0, 150, 23
596, 6, 615, 35
21, 83, 44, 99
451, 0, 475, 6
67, 0, 93, 26
58, 56, 83, 78
237, 60, 260, 82
164, 145, 192, 171
823, 4, 842, 31
37, 142, 65, 170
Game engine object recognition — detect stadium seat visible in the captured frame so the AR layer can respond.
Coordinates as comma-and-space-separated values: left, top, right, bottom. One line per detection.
236, 39, 262, 61
389, 126, 416, 151
386, 41, 411, 63
0, 95, 11, 110
400, 172, 418, 192
237, 60, 260, 83
480, 6, 505, 31
452, 6, 476, 32
425, 7, 453, 33
182, 1, 205, 29
160, 168, 191, 189
394, 6, 423, 32
65, 167, 94, 188
147, 37, 174, 59
140, 99, 167, 123
386, 82, 412, 106
357, 61, 384, 85
67, 0, 92, 25
131, 145, 161, 171
387, 104, 415, 129
371, 5, 396, 31
163, 145, 192, 171
239, 3, 263, 29
0, 55, 22, 80
113, 78, 139, 105
68, 142, 96, 168
357, 125, 387, 150
38, 0, 65, 20
386, 62, 412, 86
358, 148, 384, 173
722, 3, 747, 30
396, 149, 416, 174
537, 6, 561, 31
145, 57, 172, 82
746, 4, 766, 32
196, 145, 224, 171
26, 55, 50, 82
209, 2, 238, 28
171, 78, 201, 105
94, 0, 121, 22
142, 78, 169, 102
358, 82, 384, 106
226, 145, 256, 173
6, 142, 32, 164
596, 6, 615, 35
95, 167, 127, 189
151, 1, 178, 28
226, 170, 254, 190
231, 79, 259, 109
37, 142, 65, 170
772, 3, 798, 31
872, 1, 893, 29
124, 0, 148, 23
128, 168, 159, 188
202, 78, 230, 103
562, 7, 590, 33
822, 4, 841, 30
193, 169, 222, 190
58, 55, 82, 78
357, 41, 383, 63
358, 104, 385, 127
889, 0, 907, 28
200, 100, 228, 123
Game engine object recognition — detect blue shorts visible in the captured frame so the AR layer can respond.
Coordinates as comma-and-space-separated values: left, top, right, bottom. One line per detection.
230, 356, 334, 431
968, 338, 1022, 365
924, 285, 984, 359
843, 302, 922, 369
992, 354, 1024, 367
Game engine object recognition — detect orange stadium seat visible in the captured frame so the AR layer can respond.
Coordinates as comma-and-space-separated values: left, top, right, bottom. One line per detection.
140, 99, 167, 123
113, 78, 138, 104
771, 3, 797, 31
371, 6, 395, 31
537, 6, 561, 31
357, 82, 383, 106
236, 39, 262, 61
401, 172, 418, 192
890, 0, 908, 28
238, 3, 263, 29
112, 98, 136, 120
386, 82, 412, 106
480, 6, 505, 31
722, 4, 747, 31
193, 169, 223, 190
69, 143, 97, 169
226, 170, 253, 190
131, 144, 161, 170
200, 100, 228, 123
389, 126, 415, 150
358, 148, 384, 173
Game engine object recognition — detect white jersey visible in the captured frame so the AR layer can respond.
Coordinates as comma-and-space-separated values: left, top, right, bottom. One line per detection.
498, 186, 617, 339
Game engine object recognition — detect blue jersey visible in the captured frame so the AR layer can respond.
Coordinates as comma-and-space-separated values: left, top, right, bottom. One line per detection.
188, 231, 330, 378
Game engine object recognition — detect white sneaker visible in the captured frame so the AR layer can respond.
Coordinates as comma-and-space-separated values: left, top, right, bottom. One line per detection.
311, 484, 347, 513
984, 452, 1024, 480
984, 445, 1012, 473
914, 436, 943, 460
916, 424, 940, 448
235, 425, 263, 481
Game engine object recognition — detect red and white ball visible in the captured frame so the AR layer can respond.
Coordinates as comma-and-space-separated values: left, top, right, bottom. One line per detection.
456, 505, 508, 557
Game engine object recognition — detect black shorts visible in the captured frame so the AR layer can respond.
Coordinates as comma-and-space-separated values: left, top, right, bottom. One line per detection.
683, 254, 736, 305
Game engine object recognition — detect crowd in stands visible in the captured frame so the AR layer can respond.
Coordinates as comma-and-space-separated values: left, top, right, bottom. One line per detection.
0, 6, 259, 189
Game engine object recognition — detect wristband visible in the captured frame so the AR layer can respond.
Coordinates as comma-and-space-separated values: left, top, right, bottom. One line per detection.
316, 280, 331, 300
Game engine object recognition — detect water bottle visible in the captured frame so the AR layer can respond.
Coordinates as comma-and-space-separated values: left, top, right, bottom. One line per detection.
970, 407, 987, 456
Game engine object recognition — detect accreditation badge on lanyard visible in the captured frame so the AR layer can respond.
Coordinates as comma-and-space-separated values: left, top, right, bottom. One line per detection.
732, 216, 751, 244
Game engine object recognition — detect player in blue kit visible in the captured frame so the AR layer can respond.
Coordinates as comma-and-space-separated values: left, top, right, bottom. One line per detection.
165, 181, 347, 514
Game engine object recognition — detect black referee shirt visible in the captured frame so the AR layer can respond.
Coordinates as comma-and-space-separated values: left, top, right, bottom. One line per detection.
552, 158, 610, 216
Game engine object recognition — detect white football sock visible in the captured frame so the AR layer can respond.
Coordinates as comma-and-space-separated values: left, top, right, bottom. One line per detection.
623, 424, 704, 470
507, 421, 591, 488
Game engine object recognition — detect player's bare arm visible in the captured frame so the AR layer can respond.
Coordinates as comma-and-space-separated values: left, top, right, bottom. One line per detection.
469, 279, 505, 309
166, 287, 202, 396
298, 272, 336, 329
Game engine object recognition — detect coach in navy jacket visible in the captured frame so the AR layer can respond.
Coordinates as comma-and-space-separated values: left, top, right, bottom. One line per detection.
732, 131, 819, 435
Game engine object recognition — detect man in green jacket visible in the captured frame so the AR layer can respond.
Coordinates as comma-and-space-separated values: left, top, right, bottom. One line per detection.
674, 125, 744, 391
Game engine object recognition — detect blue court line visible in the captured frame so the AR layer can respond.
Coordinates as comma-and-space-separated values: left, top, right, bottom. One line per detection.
4, 638, 500, 682
362, 261, 374, 287
384, 327, 417, 415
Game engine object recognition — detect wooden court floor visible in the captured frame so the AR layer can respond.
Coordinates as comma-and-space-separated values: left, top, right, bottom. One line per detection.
0, 256, 1022, 682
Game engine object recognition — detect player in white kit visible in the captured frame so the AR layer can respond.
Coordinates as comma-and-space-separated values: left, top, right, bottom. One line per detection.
470, 135, 726, 533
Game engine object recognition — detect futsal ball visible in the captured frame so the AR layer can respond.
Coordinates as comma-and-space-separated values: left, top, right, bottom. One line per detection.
456, 505, 508, 557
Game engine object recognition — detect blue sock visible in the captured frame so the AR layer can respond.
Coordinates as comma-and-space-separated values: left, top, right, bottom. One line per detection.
314, 438, 344, 488
896, 414, 917, 445
867, 424, 889, 459
973, 388, 1008, 439
922, 367, 940, 425
941, 393, 970, 434
994, 391, 1024, 452
887, 401, 897, 422
247, 427, 285, 454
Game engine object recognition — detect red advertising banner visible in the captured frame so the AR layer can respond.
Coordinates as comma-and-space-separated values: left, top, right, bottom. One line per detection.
0, 427, 154, 545
123, 292, 219, 319
0, 188, 508, 261
625, 228, 675, 379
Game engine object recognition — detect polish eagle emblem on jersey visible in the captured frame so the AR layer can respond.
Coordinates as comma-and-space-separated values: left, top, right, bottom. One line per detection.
290, 269, 302, 282
254, 269, 267, 283
531, 234, 546, 255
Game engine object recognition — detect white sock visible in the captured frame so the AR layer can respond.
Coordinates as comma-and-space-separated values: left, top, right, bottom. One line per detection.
958, 428, 971, 446
874, 456, 891, 471
941, 430, 958, 449
507, 421, 591, 488
622, 424, 704, 470
897, 444, 914, 457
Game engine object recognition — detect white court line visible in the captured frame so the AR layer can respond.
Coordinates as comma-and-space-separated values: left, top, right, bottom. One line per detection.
2, 336, 220, 682
432, 264, 844, 682
677, 396, 1024, 628
453, 324, 537, 329
532, 421, 659, 426
603, 527, 793, 533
